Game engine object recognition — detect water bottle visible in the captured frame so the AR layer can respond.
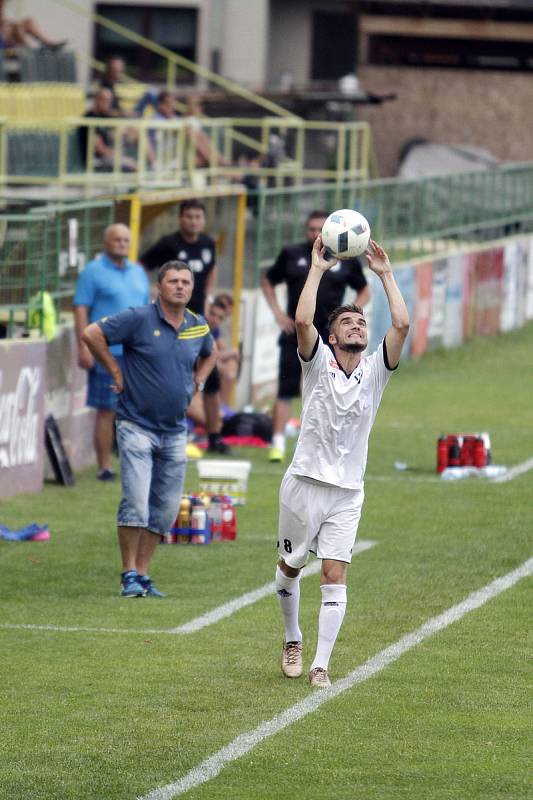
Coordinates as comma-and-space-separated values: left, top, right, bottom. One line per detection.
175, 495, 191, 544
481, 432, 492, 464
209, 495, 223, 542
473, 436, 487, 468
190, 496, 210, 545
448, 435, 461, 467
460, 435, 476, 467
221, 496, 237, 541
437, 436, 448, 473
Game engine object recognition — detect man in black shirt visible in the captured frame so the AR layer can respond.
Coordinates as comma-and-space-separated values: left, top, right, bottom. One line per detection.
261, 210, 369, 462
140, 199, 217, 317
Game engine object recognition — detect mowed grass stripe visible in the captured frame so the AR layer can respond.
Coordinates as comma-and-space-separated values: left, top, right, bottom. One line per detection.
138, 555, 533, 800
0, 541, 377, 636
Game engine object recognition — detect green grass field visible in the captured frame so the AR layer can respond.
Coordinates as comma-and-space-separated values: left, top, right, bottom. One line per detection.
1, 324, 532, 800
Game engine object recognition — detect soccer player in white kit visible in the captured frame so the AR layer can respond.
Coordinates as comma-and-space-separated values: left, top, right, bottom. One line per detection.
276, 236, 410, 687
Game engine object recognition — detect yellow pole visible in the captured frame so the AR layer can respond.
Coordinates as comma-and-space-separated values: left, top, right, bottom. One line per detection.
231, 190, 247, 405
129, 195, 142, 262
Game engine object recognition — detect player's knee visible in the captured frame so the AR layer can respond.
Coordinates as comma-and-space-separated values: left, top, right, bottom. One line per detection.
277, 558, 301, 579
320, 560, 347, 585
275, 564, 301, 598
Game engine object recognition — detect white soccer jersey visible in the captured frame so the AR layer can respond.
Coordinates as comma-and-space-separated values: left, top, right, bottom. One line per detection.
288, 336, 395, 490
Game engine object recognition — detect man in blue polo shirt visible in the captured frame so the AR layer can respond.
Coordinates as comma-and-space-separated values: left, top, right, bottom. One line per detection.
73, 223, 150, 481
82, 261, 217, 598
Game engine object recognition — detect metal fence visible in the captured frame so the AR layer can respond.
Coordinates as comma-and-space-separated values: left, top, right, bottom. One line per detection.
249, 163, 533, 275
0, 199, 114, 337
0, 115, 376, 191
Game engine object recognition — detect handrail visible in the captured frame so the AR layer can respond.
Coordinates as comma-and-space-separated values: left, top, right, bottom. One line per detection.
0, 116, 375, 190
49, 0, 298, 119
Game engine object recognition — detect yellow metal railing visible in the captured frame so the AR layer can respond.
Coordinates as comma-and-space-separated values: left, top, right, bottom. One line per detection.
0, 116, 376, 190
50, 0, 297, 120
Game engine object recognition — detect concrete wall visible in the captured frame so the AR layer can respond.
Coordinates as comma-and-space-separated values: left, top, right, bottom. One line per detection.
268, 0, 312, 87
357, 66, 533, 177
219, 0, 269, 87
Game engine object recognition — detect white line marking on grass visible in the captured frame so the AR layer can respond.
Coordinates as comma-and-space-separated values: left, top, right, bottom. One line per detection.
490, 456, 533, 483
137, 555, 533, 800
171, 539, 376, 634
0, 540, 377, 637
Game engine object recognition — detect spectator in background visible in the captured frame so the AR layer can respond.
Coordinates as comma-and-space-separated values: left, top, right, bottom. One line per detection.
0, 0, 66, 49
211, 293, 240, 407
78, 88, 138, 173
183, 95, 229, 169
73, 223, 150, 481
99, 55, 126, 115
261, 210, 370, 463
147, 90, 180, 159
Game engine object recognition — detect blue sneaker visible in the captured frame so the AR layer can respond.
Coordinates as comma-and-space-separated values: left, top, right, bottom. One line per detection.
120, 570, 145, 597
138, 575, 166, 598
97, 469, 116, 482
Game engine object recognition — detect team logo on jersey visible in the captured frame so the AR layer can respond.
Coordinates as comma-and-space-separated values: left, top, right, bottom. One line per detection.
201, 249, 212, 264
298, 257, 307, 267
153, 329, 161, 336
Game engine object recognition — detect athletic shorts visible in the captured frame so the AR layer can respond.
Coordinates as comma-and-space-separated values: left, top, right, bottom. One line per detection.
277, 472, 364, 569
87, 358, 123, 410
277, 333, 301, 399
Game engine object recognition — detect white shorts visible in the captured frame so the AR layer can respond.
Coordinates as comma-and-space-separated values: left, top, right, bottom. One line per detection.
277, 472, 364, 569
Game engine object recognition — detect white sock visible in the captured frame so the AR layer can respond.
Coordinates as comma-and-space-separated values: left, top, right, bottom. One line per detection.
310, 584, 347, 671
272, 434, 286, 452
275, 565, 302, 643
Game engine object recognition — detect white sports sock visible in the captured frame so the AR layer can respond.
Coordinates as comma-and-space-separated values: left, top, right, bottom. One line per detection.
275, 565, 302, 643
310, 584, 347, 671
272, 434, 286, 452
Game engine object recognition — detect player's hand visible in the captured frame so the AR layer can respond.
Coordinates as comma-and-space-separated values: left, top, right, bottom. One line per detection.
312, 235, 337, 272
110, 367, 124, 394
365, 239, 391, 276
275, 311, 296, 334
78, 346, 94, 371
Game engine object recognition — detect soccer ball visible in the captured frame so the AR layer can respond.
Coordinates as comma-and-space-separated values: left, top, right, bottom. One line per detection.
321, 209, 371, 259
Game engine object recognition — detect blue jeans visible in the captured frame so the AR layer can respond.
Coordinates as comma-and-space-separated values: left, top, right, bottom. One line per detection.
115, 419, 187, 535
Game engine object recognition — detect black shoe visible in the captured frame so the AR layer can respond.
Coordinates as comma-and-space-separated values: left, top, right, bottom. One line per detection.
97, 469, 116, 481
207, 437, 232, 455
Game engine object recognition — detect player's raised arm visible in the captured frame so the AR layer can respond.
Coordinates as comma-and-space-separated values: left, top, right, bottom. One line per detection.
294, 236, 337, 359
365, 240, 410, 368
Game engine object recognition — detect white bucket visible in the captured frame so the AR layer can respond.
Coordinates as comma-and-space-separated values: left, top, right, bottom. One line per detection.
196, 459, 251, 505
